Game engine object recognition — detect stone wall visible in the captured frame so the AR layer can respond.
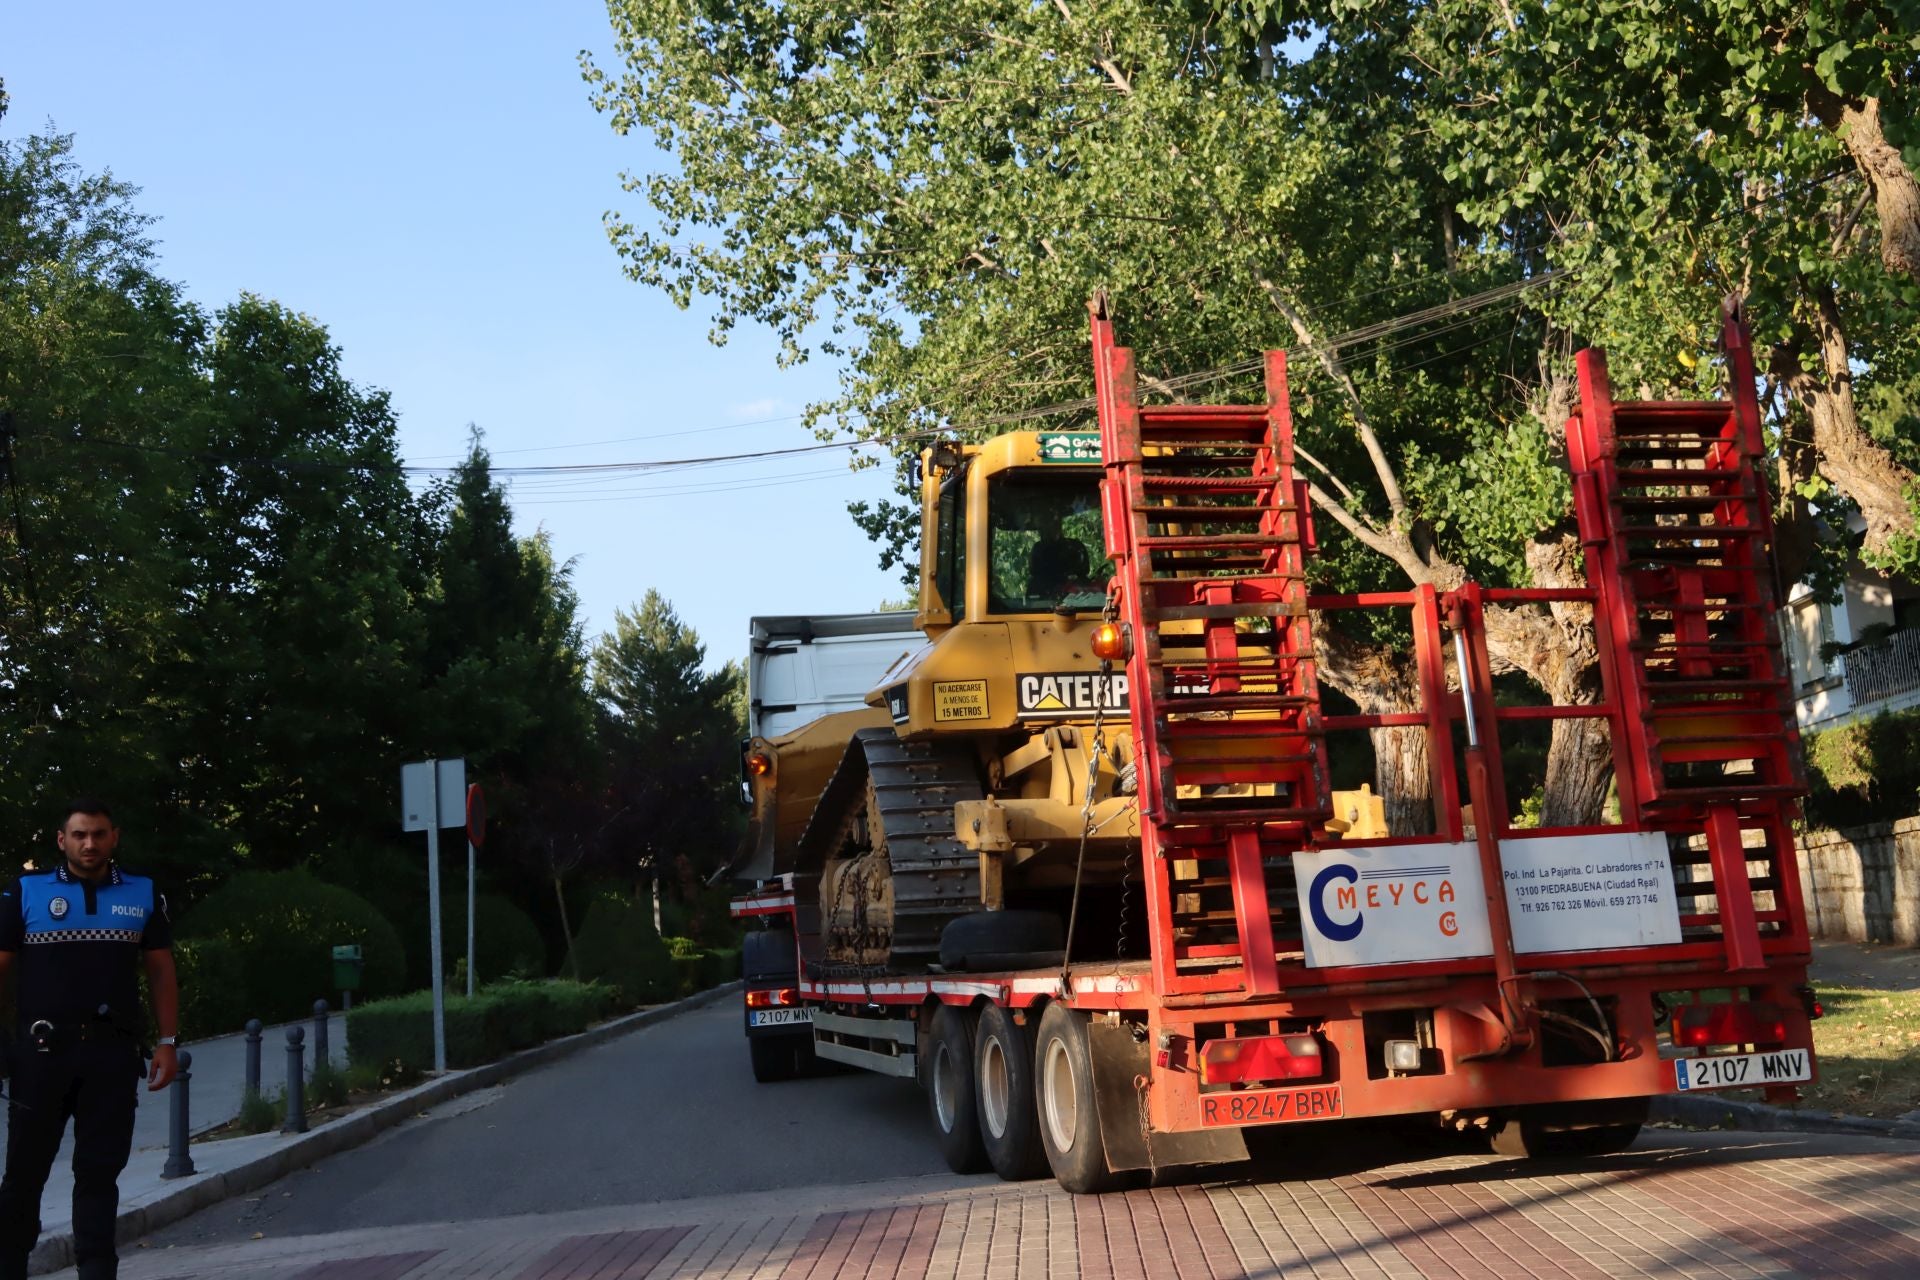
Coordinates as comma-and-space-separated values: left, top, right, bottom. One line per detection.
1796, 816, 1920, 946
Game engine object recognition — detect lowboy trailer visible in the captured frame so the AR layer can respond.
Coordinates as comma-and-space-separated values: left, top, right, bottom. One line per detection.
733, 301, 1820, 1193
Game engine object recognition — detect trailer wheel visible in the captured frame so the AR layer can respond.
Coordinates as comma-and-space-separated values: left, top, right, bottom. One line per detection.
927, 1005, 990, 1173
750, 1034, 803, 1083
1035, 1004, 1125, 1194
974, 1005, 1047, 1181
1490, 1097, 1648, 1159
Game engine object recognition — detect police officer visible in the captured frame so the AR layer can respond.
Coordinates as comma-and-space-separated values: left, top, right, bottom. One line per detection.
0, 800, 178, 1280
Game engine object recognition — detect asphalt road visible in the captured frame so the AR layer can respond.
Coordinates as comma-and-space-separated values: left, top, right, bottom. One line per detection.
151, 1001, 954, 1245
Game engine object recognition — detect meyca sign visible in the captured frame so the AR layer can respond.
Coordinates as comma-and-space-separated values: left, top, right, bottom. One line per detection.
1293, 831, 1681, 968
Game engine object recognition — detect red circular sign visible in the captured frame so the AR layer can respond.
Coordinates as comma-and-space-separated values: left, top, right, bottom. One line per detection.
466, 784, 487, 848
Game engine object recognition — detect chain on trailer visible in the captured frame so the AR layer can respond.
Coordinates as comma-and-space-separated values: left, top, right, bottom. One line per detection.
1058, 583, 1122, 996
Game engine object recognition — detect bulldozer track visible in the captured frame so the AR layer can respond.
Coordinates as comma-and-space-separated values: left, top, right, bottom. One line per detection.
802, 727, 983, 970
863, 729, 984, 966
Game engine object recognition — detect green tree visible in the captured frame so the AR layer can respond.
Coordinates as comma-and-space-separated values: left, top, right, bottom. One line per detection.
420, 441, 601, 965
592, 591, 744, 889
166, 294, 429, 870
1395, 0, 1920, 573
584, 0, 1605, 826
0, 126, 208, 878
423, 439, 594, 773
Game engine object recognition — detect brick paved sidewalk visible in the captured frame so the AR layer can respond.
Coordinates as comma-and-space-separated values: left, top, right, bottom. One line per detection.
81, 1132, 1920, 1280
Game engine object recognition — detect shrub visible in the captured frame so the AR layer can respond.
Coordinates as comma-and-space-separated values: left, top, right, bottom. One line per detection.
665, 944, 741, 997
658, 880, 744, 948
570, 897, 674, 1007
702, 947, 740, 989
1804, 707, 1920, 829
345, 980, 614, 1072
177, 870, 406, 1024
172, 937, 251, 1040
410, 893, 548, 987
236, 1089, 280, 1135
466, 894, 548, 980
310, 1061, 349, 1109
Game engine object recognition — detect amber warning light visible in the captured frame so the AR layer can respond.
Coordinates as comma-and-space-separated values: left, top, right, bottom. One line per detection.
1090, 621, 1131, 662
746, 751, 774, 777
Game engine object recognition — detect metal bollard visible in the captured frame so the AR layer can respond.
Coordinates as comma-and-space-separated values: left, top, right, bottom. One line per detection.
244, 1018, 263, 1097
160, 1049, 195, 1179
312, 999, 330, 1074
282, 1026, 308, 1135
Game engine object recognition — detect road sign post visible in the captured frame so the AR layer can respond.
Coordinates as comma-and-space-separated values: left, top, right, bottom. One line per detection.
402, 757, 466, 1074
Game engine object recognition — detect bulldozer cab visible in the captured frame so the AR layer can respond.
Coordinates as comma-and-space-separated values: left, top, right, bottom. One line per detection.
882, 432, 1120, 736
915, 432, 1113, 632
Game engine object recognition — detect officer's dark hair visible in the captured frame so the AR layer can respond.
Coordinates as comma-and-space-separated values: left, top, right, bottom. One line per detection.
59, 798, 115, 828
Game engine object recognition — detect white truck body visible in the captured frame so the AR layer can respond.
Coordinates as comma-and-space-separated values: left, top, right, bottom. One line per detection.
746, 612, 926, 740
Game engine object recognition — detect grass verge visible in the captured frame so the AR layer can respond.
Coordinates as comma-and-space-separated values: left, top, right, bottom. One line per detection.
1794, 984, 1920, 1119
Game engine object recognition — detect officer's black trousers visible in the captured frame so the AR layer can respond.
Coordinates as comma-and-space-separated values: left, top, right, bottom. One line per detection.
0, 1040, 139, 1280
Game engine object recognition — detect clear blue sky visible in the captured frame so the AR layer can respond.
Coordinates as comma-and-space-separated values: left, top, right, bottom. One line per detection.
5, 1, 905, 663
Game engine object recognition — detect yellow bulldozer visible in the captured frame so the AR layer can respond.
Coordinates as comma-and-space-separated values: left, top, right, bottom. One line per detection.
735, 430, 1386, 974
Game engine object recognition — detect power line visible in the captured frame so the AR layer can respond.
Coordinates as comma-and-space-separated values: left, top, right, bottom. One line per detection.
406, 410, 813, 462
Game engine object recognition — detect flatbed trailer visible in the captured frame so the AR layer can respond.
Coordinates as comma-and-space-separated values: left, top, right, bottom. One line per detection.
733, 306, 1820, 1192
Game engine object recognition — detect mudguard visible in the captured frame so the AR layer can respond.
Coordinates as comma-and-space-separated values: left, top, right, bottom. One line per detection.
1086, 1015, 1248, 1173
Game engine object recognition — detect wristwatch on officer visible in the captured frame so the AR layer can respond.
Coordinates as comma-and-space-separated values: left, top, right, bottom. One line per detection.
155, 1037, 177, 1048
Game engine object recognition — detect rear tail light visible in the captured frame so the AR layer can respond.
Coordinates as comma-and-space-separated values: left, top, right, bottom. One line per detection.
1198, 1034, 1324, 1085
745, 987, 798, 1009
1672, 1001, 1788, 1048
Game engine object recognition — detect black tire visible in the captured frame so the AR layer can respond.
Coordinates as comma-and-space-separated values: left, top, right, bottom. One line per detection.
1034, 1004, 1126, 1194
926, 1005, 989, 1173
1490, 1096, 1648, 1159
974, 1005, 1048, 1181
750, 1034, 803, 1083
743, 928, 798, 981
939, 911, 1064, 972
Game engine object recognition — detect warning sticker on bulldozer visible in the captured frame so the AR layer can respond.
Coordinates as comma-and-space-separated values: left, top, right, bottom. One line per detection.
933, 680, 990, 721
1017, 671, 1129, 717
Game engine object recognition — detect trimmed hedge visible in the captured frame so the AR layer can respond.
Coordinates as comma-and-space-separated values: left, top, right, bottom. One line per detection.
571, 896, 675, 1006
345, 980, 616, 1073
1805, 706, 1920, 829
669, 947, 740, 997
177, 869, 407, 1025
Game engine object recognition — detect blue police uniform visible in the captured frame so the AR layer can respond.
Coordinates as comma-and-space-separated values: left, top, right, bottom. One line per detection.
0, 863, 171, 1280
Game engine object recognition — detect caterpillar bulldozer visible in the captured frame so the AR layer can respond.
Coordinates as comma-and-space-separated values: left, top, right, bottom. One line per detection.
736, 412, 1386, 975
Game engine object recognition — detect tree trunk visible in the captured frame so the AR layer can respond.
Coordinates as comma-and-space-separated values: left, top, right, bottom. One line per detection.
1773, 285, 1918, 564
1539, 717, 1614, 827
1315, 628, 1434, 835
553, 875, 580, 981
1373, 723, 1436, 834
1482, 533, 1615, 827
1839, 98, 1920, 287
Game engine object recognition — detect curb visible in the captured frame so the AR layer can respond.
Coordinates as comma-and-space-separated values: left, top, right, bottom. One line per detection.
1651, 1092, 1920, 1143
28, 981, 742, 1277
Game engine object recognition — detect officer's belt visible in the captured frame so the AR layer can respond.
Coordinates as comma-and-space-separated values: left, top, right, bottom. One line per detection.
25, 1018, 136, 1050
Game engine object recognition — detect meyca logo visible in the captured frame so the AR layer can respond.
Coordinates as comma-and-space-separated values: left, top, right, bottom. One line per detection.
1307, 860, 1461, 943
1292, 843, 1492, 968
